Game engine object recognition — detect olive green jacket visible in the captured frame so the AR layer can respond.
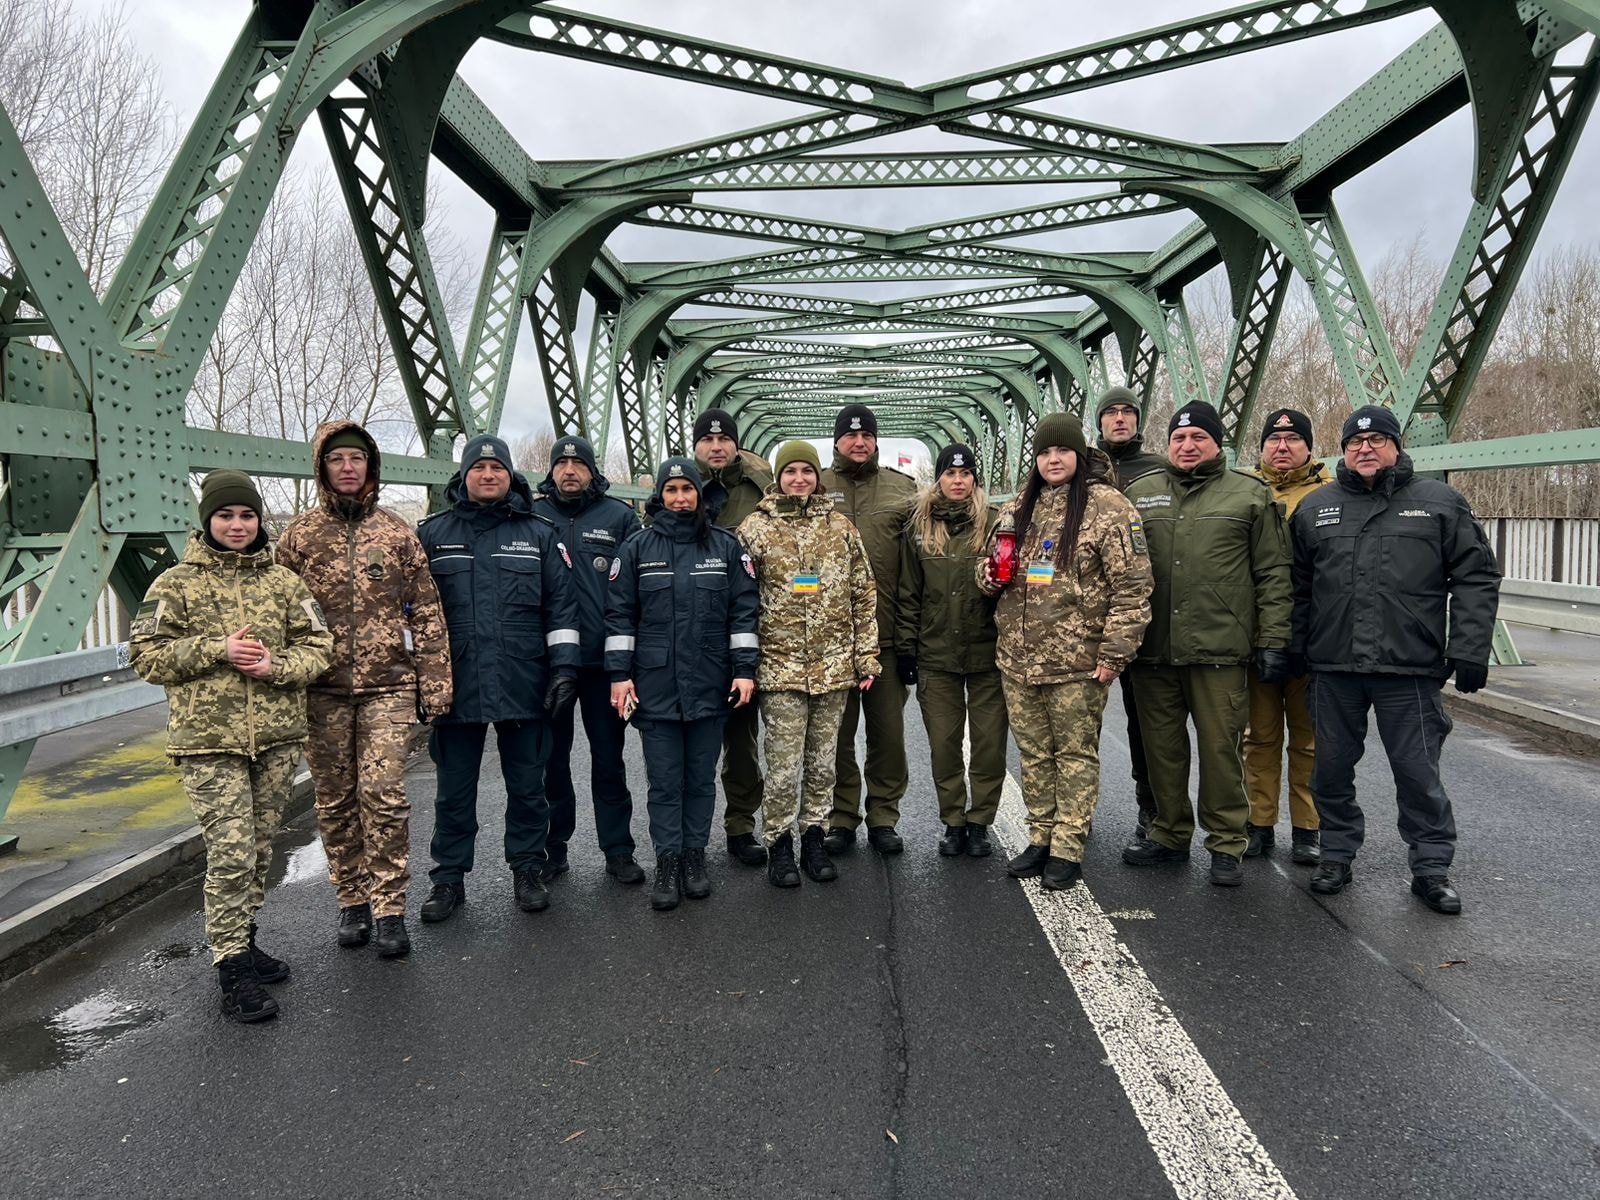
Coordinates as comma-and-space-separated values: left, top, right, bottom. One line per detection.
131, 531, 335, 757
1254, 458, 1331, 520
699, 449, 773, 531
1124, 456, 1292, 666
895, 502, 1000, 674
820, 452, 917, 647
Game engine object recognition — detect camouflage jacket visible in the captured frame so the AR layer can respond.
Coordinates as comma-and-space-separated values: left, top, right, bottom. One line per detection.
736, 491, 880, 694
130, 531, 334, 757
984, 463, 1153, 685
895, 500, 1001, 675
1254, 458, 1330, 520
275, 421, 452, 711
819, 453, 917, 647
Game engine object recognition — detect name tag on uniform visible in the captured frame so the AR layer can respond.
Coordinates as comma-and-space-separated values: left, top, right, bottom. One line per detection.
1026, 562, 1055, 585
792, 573, 820, 594
403, 627, 414, 653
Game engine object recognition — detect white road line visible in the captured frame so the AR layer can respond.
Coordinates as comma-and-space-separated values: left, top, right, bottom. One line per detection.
995, 771, 1299, 1200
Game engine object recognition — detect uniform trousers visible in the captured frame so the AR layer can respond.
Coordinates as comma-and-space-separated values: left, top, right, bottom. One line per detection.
428, 719, 553, 882
1243, 667, 1318, 830
830, 648, 908, 831
763, 689, 850, 847
720, 697, 765, 837
545, 667, 636, 863
916, 667, 1008, 826
1002, 676, 1108, 861
180, 742, 302, 963
306, 691, 414, 917
1118, 672, 1155, 815
1131, 663, 1250, 857
1308, 671, 1456, 876
637, 715, 727, 855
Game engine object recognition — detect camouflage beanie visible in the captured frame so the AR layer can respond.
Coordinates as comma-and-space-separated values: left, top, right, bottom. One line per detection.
199, 470, 263, 525
1032, 413, 1088, 460
773, 440, 822, 477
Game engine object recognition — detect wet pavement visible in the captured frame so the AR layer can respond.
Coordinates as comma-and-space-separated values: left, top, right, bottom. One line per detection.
0, 699, 1596, 1199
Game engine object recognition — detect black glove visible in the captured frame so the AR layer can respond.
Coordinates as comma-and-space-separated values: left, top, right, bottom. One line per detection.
1286, 652, 1309, 679
1450, 659, 1488, 694
896, 655, 919, 688
544, 672, 578, 717
1254, 648, 1290, 685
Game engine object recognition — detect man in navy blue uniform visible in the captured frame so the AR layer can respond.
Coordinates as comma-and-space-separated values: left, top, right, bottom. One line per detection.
417, 434, 581, 921
534, 434, 644, 885
1289, 405, 1500, 915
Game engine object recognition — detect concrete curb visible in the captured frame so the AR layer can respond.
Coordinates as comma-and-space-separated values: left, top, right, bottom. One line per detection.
0, 724, 432, 980
1448, 687, 1600, 759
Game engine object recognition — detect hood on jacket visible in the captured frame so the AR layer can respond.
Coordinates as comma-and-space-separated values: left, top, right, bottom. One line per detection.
1337, 451, 1414, 497
538, 434, 610, 505
311, 420, 382, 517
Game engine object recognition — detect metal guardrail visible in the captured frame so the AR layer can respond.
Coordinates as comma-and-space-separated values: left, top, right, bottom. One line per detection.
0, 643, 164, 746
1498, 580, 1600, 637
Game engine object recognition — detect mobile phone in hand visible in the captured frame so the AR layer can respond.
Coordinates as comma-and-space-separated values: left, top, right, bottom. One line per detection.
622, 694, 637, 720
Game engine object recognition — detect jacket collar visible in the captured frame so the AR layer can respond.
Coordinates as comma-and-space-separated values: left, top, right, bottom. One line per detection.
830, 451, 879, 482
1163, 453, 1225, 487
759, 489, 834, 518
1336, 452, 1414, 497
1258, 458, 1328, 489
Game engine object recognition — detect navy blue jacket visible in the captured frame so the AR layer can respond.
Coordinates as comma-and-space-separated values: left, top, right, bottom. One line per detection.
603, 510, 759, 722
419, 470, 581, 723
1290, 455, 1501, 677
534, 478, 641, 669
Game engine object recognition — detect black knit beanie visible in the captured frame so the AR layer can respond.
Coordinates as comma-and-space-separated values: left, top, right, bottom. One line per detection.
692, 408, 739, 447
1259, 407, 1313, 450
1168, 401, 1224, 444
934, 443, 981, 482
833, 403, 878, 440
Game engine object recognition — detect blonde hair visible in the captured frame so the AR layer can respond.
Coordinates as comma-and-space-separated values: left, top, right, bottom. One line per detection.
910, 482, 990, 558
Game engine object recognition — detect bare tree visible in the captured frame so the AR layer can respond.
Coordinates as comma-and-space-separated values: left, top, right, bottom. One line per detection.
512, 430, 555, 476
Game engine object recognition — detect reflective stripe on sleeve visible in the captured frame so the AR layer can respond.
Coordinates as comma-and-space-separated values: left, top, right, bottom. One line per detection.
605, 635, 636, 652
546, 629, 581, 646
730, 633, 759, 650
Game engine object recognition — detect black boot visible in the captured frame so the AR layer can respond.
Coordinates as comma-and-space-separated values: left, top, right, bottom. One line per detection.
514, 868, 550, 912
1209, 851, 1244, 887
1121, 838, 1190, 866
247, 923, 289, 983
726, 832, 767, 866
822, 826, 855, 855
217, 952, 279, 1023
336, 903, 372, 949
1290, 827, 1322, 865
867, 826, 904, 855
373, 915, 410, 958
606, 854, 646, 885
800, 825, 838, 882
768, 832, 801, 888
1310, 862, 1353, 895
1040, 857, 1083, 891
1006, 844, 1050, 878
1411, 874, 1462, 915
1244, 823, 1275, 858
419, 881, 464, 923
965, 824, 993, 857
938, 825, 968, 857
651, 852, 682, 910
680, 848, 712, 900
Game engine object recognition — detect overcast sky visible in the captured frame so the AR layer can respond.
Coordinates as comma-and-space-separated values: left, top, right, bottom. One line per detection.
80, 1, 1600, 462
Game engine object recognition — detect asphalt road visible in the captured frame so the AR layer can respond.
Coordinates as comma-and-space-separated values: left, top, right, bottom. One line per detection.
0, 696, 1596, 1199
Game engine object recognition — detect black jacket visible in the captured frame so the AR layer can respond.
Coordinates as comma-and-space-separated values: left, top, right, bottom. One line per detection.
534, 478, 641, 668
603, 510, 759, 722
420, 470, 581, 722
1289, 455, 1500, 677
1101, 435, 1167, 494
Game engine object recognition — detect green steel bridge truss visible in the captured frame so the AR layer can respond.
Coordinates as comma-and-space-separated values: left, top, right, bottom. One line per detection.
3, 0, 1600, 832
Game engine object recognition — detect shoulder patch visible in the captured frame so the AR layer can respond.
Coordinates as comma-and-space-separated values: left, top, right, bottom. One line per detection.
608, 556, 622, 581
301, 597, 329, 633
131, 598, 164, 638
1128, 519, 1148, 555
742, 552, 756, 579
556, 541, 573, 569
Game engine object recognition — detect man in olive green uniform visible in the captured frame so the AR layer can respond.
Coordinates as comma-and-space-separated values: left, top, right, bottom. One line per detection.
1121, 400, 1292, 887
819, 403, 918, 855
1244, 407, 1329, 864
693, 408, 775, 866
1096, 385, 1168, 842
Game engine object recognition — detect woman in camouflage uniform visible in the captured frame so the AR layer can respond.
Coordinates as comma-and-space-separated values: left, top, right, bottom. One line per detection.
978, 415, 1152, 892
897, 443, 1007, 859
131, 471, 333, 1023
736, 441, 879, 888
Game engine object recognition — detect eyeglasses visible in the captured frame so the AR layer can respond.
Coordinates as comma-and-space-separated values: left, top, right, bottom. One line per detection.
1263, 433, 1304, 446
1345, 434, 1392, 450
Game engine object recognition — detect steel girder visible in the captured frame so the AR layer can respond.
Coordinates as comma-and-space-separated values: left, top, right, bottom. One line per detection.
4, 0, 1600, 836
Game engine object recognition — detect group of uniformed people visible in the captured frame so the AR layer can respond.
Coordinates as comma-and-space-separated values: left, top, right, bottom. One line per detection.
130, 388, 1501, 1024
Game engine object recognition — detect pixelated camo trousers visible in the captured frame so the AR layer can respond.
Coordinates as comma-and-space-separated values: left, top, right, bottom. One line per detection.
306, 691, 414, 917
180, 742, 301, 963
760, 689, 850, 846
1000, 675, 1108, 862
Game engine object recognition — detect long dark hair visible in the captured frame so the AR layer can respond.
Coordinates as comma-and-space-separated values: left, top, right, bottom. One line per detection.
1012, 451, 1093, 567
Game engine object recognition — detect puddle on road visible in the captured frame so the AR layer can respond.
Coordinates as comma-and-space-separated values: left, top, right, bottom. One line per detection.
137, 942, 201, 972
271, 823, 328, 887
0, 989, 162, 1081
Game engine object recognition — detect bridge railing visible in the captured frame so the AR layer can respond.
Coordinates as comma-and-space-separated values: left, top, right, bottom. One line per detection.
1481, 518, 1600, 587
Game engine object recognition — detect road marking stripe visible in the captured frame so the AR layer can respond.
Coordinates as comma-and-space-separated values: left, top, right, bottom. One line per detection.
995, 771, 1299, 1200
